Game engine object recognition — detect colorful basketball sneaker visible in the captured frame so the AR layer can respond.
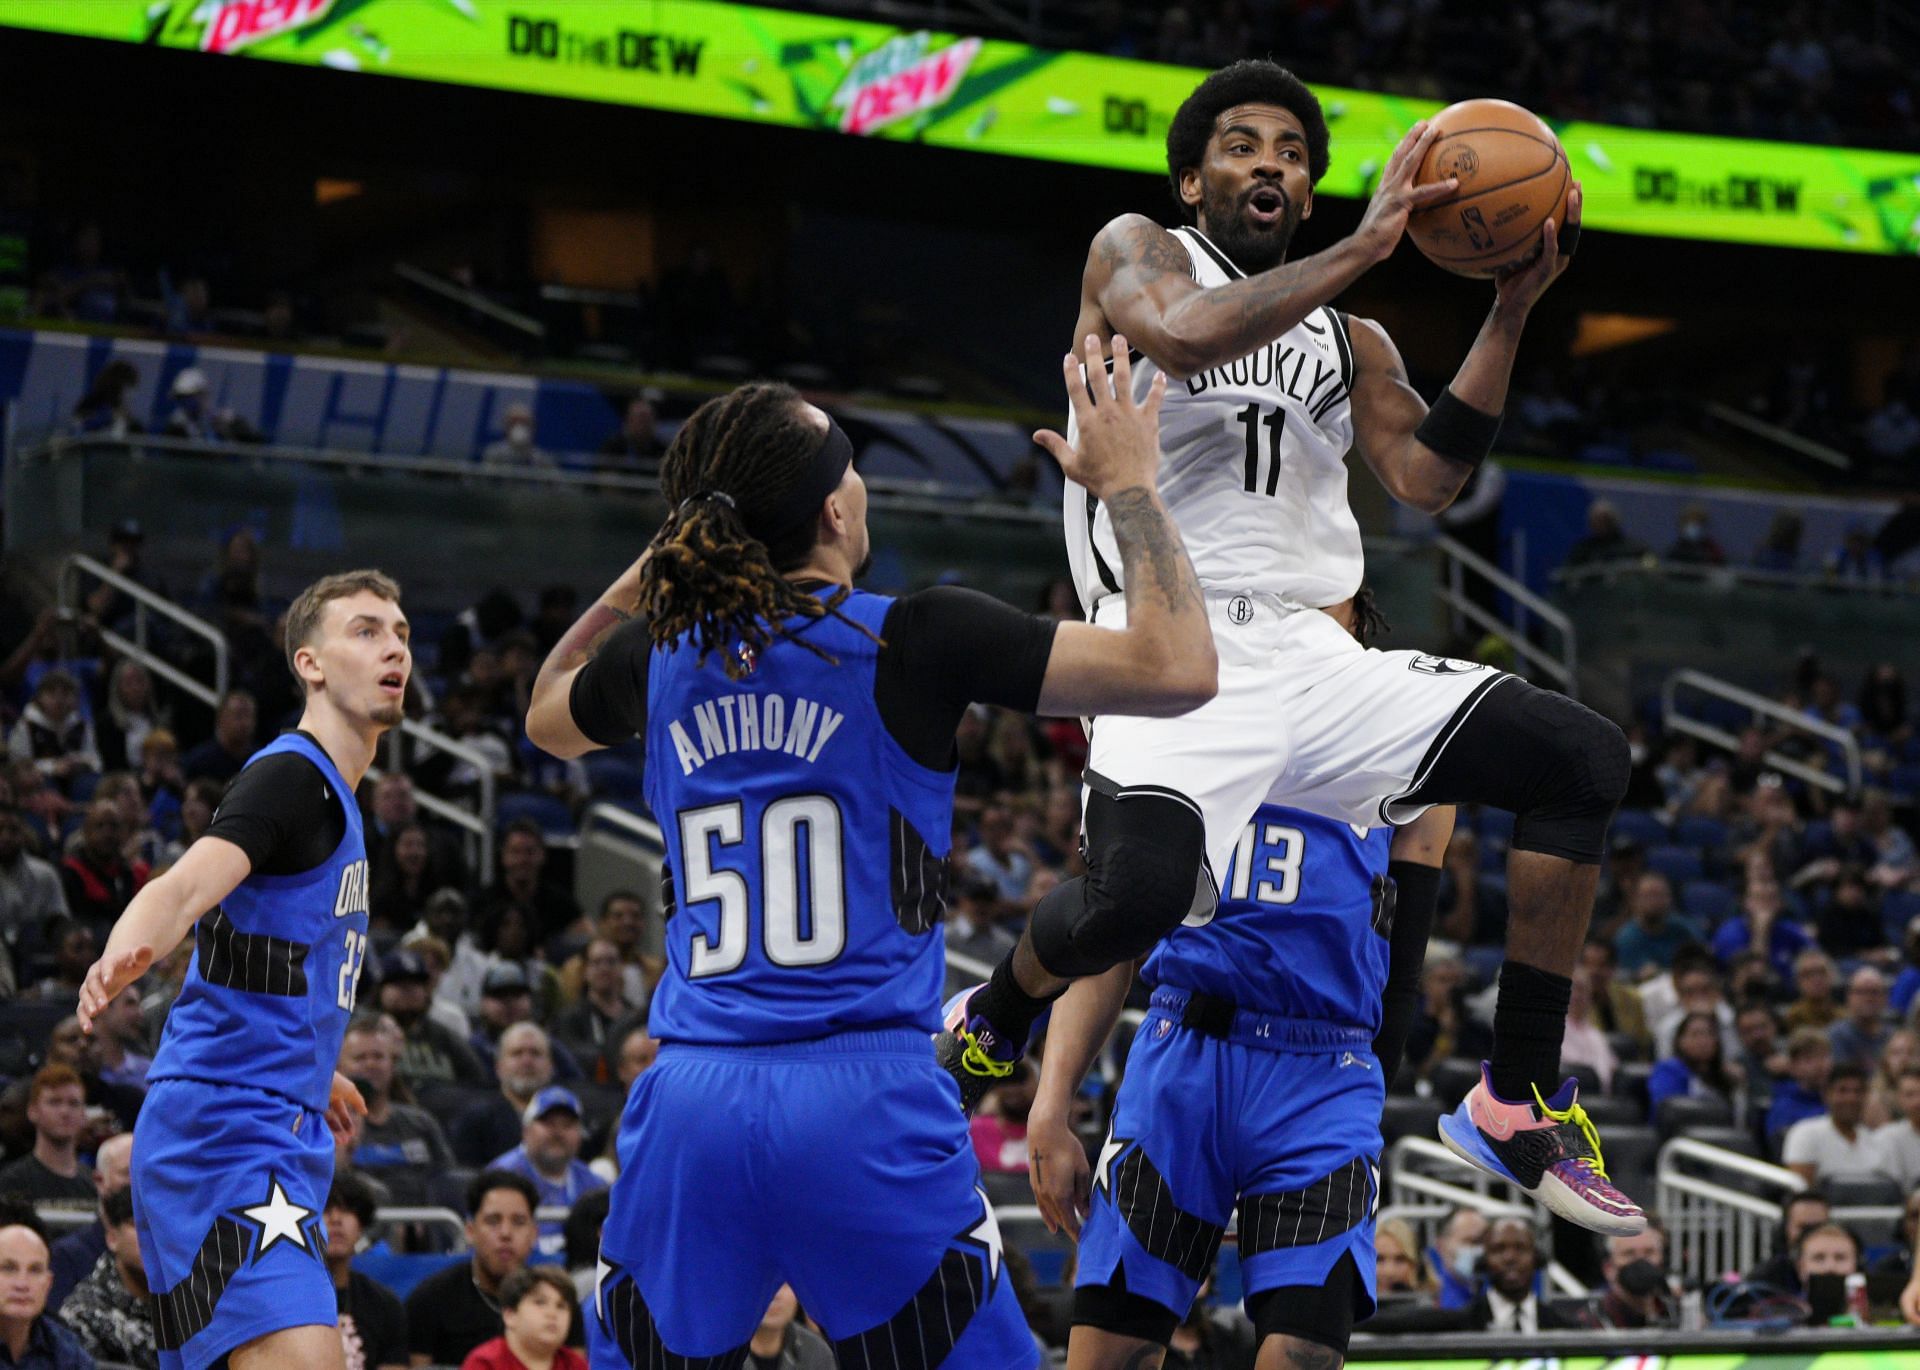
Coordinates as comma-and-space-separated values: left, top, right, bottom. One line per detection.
933, 985, 1026, 1115
1437, 1061, 1646, 1235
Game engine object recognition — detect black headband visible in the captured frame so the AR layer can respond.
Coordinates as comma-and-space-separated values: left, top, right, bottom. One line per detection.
753, 416, 853, 544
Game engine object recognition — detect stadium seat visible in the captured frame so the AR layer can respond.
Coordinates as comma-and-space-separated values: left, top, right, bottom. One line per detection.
0, 1000, 73, 1058
1656, 1093, 1733, 1139
1380, 1096, 1444, 1147
1477, 808, 1516, 850
1429, 1057, 1484, 1110
1565, 1062, 1601, 1095
1575, 1093, 1643, 1128
981, 1170, 1034, 1208
1684, 1125, 1759, 1160
1882, 890, 1920, 945
1646, 845, 1705, 883
1597, 1124, 1658, 1209
1681, 879, 1737, 928
582, 753, 647, 804
1673, 816, 1730, 851
1825, 1175, 1907, 1208
495, 790, 576, 836
999, 1211, 1076, 1288
1611, 1061, 1655, 1107
1610, 810, 1669, 848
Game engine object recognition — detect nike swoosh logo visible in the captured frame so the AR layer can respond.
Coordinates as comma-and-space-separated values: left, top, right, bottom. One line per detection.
1480, 1106, 1516, 1140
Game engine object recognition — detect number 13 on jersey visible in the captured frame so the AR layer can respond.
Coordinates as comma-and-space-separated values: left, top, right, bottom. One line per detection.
679, 795, 847, 977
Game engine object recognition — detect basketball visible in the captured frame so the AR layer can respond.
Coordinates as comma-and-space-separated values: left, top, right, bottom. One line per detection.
1406, 98, 1571, 277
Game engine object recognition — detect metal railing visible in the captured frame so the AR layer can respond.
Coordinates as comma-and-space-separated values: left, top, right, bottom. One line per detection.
1703, 400, 1853, 473
393, 262, 546, 341
57, 553, 230, 707
1433, 533, 1578, 696
1661, 668, 1863, 796
379, 722, 500, 877
1655, 1139, 1796, 1284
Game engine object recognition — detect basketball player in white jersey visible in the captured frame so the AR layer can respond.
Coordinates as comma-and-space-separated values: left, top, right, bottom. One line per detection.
940, 60, 1644, 1238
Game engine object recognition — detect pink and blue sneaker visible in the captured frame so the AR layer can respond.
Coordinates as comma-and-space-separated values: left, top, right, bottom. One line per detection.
932, 984, 1034, 1115
1438, 1061, 1646, 1235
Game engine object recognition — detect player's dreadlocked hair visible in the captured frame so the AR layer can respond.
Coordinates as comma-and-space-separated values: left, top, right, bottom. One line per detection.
638, 382, 872, 679
1351, 584, 1390, 648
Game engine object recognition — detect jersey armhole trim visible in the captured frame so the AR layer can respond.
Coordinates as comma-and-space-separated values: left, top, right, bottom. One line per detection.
1328, 309, 1355, 390
1174, 226, 1244, 280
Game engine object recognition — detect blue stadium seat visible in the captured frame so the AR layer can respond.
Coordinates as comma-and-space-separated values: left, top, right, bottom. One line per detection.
1888, 763, 1920, 800
1673, 816, 1730, 851
1463, 943, 1506, 992
1646, 845, 1705, 883
495, 790, 576, 836
582, 753, 647, 803
1883, 890, 1920, 944
1681, 879, 1737, 928
1610, 809, 1669, 848
1477, 808, 1517, 849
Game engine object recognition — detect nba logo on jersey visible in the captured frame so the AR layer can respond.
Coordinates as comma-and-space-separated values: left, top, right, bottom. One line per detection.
332, 859, 369, 918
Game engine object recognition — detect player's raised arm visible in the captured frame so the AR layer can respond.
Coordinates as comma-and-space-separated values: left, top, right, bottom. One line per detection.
1026, 960, 1136, 1237
78, 834, 251, 1029
1033, 336, 1217, 718
1349, 184, 1581, 514
1089, 119, 1453, 380
525, 550, 650, 759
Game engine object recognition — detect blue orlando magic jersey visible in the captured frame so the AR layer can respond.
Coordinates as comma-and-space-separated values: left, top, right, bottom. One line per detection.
149, 733, 371, 1113
1145, 804, 1391, 1033
643, 589, 955, 1045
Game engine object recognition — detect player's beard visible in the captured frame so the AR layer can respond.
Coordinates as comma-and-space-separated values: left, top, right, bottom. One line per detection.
1200, 180, 1303, 275
370, 698, 405, 728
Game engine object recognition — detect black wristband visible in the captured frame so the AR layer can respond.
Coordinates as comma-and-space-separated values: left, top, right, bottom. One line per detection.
1416, 388, 1502, 470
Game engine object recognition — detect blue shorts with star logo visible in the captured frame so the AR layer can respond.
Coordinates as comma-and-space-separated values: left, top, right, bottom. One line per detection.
589, 1028, 1037, 1369
133, 1079, 337, 1370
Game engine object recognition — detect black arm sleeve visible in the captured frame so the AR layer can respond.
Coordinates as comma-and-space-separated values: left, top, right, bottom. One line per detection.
201, 748, 345, 877
873, 586, 1060, 771
1374, 858, 1444, 1086
567, 617, 653, 746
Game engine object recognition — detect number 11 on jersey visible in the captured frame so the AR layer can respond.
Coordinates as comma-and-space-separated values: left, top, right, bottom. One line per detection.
1238, 403, 1286, 497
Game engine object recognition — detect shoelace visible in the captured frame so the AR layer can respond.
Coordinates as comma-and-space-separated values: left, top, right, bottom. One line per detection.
1532, 1084, 1612, 1182
958, 1030, 1016, 1081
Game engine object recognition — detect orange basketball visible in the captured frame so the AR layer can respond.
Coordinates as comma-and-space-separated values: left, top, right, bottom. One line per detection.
1406, 99, 1571, 277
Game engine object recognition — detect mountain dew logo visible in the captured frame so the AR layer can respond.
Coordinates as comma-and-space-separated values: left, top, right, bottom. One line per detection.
828, 31, 982, 136
172, 0, 340, 55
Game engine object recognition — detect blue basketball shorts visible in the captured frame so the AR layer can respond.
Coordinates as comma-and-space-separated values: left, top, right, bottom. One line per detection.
1076, 989, 1384, 1325
588, 1028, 1039, 1369
133, 1078, 338, 1370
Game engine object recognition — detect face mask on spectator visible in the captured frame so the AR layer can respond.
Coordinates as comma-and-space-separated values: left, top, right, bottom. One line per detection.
1451, 1244, 1482, 1280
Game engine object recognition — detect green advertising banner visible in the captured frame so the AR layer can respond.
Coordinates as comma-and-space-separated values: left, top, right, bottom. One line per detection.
7, 0, 1918, 254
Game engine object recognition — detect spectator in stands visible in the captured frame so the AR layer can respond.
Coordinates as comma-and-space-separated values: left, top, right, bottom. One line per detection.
1585, 1218, 1672, 1330
323, 1170, 408, 1370
1564, 500, 1647, 570
1795, 1222, 1863, 1325
475, 820, 581, 949
1747, 1188, 1831, 1294
562, 1190, 609, 1306
598, 393, 662, 471
1561, 966, 1617, 1092
162, 273, 214, 337
1828, 523, 1889, 584
420, 888, 493, 1020
162, 368, 258, 443
1873, 1066, 1920, 1192
1767, 1027, 1834, 1147
27, 921, 96, 1002
1579, 939, 1649, 1050
0, 1066, 93, 1205
489, 1087, 605, 1261
1614, 873, 1700, 978
550, 937, 640, 1078
1870, 1029, 1919, 1127
1735, 1001, 1783, 1124
1426, 1206, 1488, 1311
34, 222, 123, 325
366, 772, 464, 881
46, 1132, 130, 1312
554, 891, 657, 1023
368, 821, 450, 933
1786, 949, 1842, 1030
89, 987, 149, 1091
92, 773, 159, 872
453, 1022, 558, 1167
738, 1284, 833, 1370
1785, 1062, 1880, 1183
36, 1018, 141, 1138
338, 1016, 452, 1207
1406, 952, 1491, 1080
0, 806, 66, 970
58, 1185, 151, 1370
1712, 862, 1811, 985
1751, 510, 1805, 574
1649, 1010, 1744, 1123
406, 1171, 582, 1366
461, 1266, 586, 1370
1801, 801, 1879, 875
58, 802, 143, 934
965, 802, 1034, 905
482, 403, 552, 468
1860, 663, 1910, 750
471, 963, 580, 1080
1666, 504, 1727, 567
970, 1063, 1034, 1176
1862, 790, 1918, 891
1373, 1217, 1579, 1332
1591, 835, 1648, 941
1650, 952, 1737, 1059
182, 689, 257, 784
1436, 828, 1507, 946
1375, 1217, 1435, 1300
7, 671, 100, 796
529, 586, 580, 659
377, 948, 489, 1090
1815, 866, 1885, 961
93, 662, 162, 775
612, 1022, 656, 1093
0, 1200, 90, 1370
945, 875, 1019, 967
1830, 967, 1895, 1069
1874, 1189, 1919, 1292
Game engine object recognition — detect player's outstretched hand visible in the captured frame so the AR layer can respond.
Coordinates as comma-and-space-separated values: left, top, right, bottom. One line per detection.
327, 1072, 367, 1144
1027, 1105, 1092, 1240
77, 945, 154, 1033
1034, 333, 1167, 501
1495, 180, 1581, 312
1355, 120, 1457, 264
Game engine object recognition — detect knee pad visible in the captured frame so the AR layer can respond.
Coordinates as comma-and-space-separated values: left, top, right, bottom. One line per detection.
1409, 682, 1628, 865
1246, 1251, 1363, 1354
1028, 785, 1208, 979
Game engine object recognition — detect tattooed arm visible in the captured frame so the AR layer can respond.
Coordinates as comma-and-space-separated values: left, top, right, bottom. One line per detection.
524, 550, 648, 757
1034, 337, 1216, 719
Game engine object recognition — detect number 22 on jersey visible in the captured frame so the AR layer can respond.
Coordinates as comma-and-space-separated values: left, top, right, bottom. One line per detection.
679, 795, 847, 976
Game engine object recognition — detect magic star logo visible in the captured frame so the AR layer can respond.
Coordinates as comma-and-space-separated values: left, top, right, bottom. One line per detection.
827, 31, 982, 137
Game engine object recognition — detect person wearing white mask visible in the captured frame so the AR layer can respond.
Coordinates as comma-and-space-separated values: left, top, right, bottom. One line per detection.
482, 402, 553, 467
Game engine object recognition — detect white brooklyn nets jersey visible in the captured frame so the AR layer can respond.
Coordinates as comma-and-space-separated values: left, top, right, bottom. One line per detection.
1064, 225, 1361, 616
